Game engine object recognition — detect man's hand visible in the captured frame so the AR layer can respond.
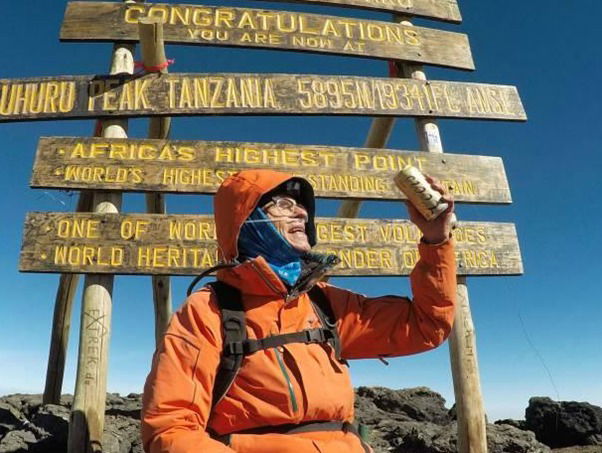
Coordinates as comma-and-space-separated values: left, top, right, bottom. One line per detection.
405, 175, 455, 244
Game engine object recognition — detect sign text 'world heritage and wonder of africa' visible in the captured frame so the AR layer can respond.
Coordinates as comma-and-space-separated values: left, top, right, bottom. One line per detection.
0, 73, 527, 122
21, 213, 523, 276
61, 2, 472, 69
32, 137, 511, 204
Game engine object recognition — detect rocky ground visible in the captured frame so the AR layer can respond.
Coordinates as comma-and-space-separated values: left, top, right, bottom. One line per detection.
1, 387, 601, 452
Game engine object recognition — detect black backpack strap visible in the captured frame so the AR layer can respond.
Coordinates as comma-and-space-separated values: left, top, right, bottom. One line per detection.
233, 327, 336, 355
208, 281, 246, 409
209, 282, 346, 411
308, 285, 345, 363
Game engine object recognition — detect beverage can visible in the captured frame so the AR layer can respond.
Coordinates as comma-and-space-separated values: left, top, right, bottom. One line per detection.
394, 165, 449, 221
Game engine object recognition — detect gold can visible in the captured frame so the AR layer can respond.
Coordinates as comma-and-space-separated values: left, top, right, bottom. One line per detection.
394, 165, 449, 221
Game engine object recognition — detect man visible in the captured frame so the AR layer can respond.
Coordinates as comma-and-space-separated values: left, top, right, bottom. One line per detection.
142, 169, 456, 453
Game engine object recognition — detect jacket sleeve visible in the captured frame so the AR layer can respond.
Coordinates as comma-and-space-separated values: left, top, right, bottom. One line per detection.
141, 289, 235, 453
320, 239, 457, 360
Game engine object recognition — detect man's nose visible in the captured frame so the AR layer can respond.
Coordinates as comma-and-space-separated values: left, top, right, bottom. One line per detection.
292, 205, 309, 222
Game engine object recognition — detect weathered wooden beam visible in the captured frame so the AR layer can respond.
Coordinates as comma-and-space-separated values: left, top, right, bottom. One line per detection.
43, 191, 93, 405
20, 212, 523, 277
396, 15, 489, 453
138, 16, 173, 347
337, 116, 396, 218
44, 274, 79, 405
0, 73, 527, 122
60, 2, 473, 69
32, 137, 511, 204
449, 278, 488, 453
66, 33, 134, 453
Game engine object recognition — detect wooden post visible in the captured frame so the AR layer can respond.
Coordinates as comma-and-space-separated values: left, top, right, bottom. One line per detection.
67, 38, 134, 453
138, 17, 173, 346
43, 192, 92, 405
337, 117, 395, 218
336, 12, 488, 453
397, 16, 488, 453
449, 278, 487, 452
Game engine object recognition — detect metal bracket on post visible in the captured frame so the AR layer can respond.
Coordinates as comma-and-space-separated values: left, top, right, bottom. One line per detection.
138, 16, 173, 347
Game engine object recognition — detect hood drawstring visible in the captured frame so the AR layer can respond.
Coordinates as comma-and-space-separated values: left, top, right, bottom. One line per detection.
238, 208, 303, 287
289, 253, 341, 298
187, 253, 341, 300
187, 263, 237, 297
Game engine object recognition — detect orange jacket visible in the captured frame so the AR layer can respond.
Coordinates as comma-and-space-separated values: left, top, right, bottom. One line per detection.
141, 169, 457, 453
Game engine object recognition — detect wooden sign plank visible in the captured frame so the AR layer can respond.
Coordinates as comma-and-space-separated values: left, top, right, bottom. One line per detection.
60, 2, 473, 70
32, 137, 511, 204
0, 73, 527, 122
20, 213, 523, 276
251, 0, 462, 23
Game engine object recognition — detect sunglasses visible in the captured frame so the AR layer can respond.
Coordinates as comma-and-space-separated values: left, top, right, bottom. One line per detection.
262, 196, 307, 217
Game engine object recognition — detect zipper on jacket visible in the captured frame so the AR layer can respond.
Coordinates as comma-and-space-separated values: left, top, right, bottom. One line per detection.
250, 261, 287, 299
274, 347, 299, 414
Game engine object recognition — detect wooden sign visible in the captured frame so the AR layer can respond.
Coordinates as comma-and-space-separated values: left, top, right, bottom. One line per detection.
252, 0, 462, 22
32, 137, 511, 204
0, 73, 527, 122
20, 213, 523, 276
60, 2, 473, 70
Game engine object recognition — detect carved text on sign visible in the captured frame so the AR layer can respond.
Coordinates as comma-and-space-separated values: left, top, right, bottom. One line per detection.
21, 213, 523, 276
33, 137, 512, 203
61, 2, 472, 68
251, 0, 461, 22
0, 74, 527, 122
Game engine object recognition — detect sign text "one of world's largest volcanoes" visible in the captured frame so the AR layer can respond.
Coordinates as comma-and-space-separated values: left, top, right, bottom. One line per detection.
21, 213, 523, 277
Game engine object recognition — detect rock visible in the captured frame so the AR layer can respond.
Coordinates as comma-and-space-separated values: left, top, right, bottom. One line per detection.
0, 429, 36, 452
0, 390, 597, 453
552, 447, 602, 452
354, 389, 413, 427
0, 402, 23, 436
526, 397, 602, 448
102, 414, 142, 453
9, 395, 43, 419
106, 393, 142, 419
495, 418, 528, 430
487, 423, 551, 453
356, 386, 451, 425
31, 404, 70, 444
384, 420, 456, 453
369, 420, 550, 453
355, 388, 548, 453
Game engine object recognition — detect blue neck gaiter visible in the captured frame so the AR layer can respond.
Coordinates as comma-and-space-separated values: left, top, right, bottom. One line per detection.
237, 208, 303, 287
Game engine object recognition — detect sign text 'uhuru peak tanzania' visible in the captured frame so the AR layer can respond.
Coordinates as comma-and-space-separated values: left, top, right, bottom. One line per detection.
0, 73, 526, 122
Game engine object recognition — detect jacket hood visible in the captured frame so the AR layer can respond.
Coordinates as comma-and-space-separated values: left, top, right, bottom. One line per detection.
214, 169, 316, 262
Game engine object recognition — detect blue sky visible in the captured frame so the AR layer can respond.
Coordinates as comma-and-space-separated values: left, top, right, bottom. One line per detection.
1, 0, 601, 422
